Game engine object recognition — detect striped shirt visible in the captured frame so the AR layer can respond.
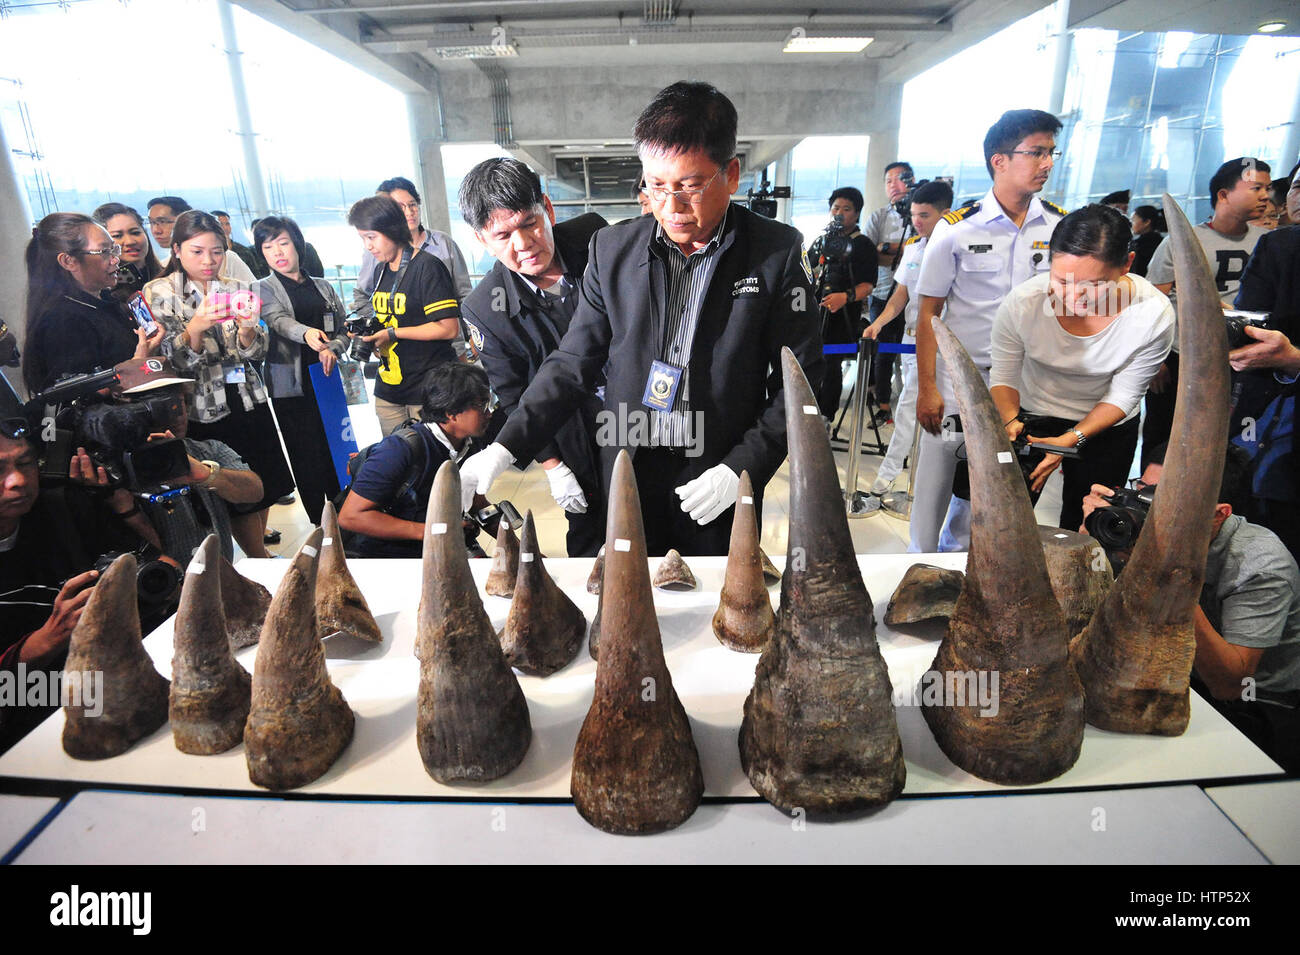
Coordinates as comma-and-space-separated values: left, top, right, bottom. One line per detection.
649, 207, 729, 446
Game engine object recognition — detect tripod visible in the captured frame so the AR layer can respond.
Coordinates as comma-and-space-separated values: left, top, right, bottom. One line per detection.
827, 336, 887, 457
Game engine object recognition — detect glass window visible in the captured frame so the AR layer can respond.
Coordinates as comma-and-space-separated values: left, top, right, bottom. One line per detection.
788, 136, 869, 246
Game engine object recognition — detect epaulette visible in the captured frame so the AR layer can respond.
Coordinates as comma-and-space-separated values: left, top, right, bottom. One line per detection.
941, 202, 979, 225
903, 234, 923, 246
1043, 200, 1068, 216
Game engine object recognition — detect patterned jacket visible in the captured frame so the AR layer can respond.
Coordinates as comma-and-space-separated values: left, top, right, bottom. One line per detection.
144, 271, 269, 423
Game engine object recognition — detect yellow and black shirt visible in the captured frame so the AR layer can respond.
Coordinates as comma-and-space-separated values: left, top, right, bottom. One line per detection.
370, 251, 461, 405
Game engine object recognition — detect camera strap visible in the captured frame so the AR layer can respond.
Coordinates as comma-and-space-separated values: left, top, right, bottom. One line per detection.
375, 246, 416, 315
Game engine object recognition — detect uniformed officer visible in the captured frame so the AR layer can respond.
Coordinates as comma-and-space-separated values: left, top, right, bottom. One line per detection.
458, 157, 608, 557
911, 108, 1067, 553
457, 81, 822, 556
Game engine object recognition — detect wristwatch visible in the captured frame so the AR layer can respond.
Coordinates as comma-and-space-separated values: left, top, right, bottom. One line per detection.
846, 286, 856, 303
1069, 429, 1088, 449
199, 460, 222, 488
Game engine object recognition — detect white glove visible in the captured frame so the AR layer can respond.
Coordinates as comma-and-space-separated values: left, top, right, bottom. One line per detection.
544, 462, 588, 514
674, 464, 740, 525
458, 443, 515, 512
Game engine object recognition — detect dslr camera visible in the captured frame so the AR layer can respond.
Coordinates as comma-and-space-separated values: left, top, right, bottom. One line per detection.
1224, 310, 1269, 350
92, 542, 183, 608
344, 310, 386, 363
1084, 485, 1154, 556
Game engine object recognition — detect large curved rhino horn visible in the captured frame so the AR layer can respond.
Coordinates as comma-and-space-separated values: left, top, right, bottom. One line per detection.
1069, 193, 1230, 735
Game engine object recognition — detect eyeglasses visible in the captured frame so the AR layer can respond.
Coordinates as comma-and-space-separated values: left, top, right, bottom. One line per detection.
396, 201, 421, 214
1008, 148, 1062, 162
148, 217, 176, 227
641, 166, 725, 205
1, 417, 31, 441
79, 244, 123, 259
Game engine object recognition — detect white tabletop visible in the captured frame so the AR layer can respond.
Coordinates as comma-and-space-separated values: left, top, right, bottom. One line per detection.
1205, 780, 1300, 865
9, 784, 1267, 864
0, 793, 60, 861
0, 554, 1281, 800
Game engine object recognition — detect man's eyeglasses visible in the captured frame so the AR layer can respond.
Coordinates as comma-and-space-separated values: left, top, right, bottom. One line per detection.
148, 217, 177, 227
1, 417, 31, 441
1008, 148, 1062, 162
641, 166, 725, 205
79, 244, 123, 259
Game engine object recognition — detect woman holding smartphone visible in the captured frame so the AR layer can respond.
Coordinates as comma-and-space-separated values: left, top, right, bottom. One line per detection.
92, 202, 163, 303
22, 212, 162, 394
255, 215, 350, 525
144, 210, 292, 558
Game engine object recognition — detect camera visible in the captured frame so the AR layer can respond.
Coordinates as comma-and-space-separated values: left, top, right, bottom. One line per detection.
746, 175, 791, 219
345, 311, 385, 363
1084, 485, 1154, 554
1224, 310, 1269, 350
33, 370, 190, 492
92, 543, 182, 607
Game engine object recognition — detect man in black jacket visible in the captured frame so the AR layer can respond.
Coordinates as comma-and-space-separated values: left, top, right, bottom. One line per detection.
459, 158, 607, 557
459, 81, 823, 556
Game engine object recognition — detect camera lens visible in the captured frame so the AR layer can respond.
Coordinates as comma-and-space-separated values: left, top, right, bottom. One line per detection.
136, 559, 180, 604
1088, 507, 1140, 551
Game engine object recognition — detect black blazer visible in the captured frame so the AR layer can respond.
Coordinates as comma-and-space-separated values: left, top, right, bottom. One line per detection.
463, 213, 607, 503
494, 203, 824, 501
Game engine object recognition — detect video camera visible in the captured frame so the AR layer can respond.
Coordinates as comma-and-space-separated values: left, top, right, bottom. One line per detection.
32, 368, 190, 493
746, 175, 791, 219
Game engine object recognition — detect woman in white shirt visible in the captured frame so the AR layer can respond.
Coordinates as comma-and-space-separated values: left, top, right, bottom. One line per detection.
990, 204, 1175, 531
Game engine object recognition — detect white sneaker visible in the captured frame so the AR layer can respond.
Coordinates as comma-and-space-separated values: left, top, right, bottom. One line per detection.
870, 477, 891, 496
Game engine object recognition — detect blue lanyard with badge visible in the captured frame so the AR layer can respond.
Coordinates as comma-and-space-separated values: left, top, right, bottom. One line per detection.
644, 256, 684, 413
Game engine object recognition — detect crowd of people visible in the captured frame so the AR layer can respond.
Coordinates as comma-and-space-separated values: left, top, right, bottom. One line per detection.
2, 81, 1296, 769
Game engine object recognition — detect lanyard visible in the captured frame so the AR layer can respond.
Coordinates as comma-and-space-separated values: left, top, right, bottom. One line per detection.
378, 246, 415, 304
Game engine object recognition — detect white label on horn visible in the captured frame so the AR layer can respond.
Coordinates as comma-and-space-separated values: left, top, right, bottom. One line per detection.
303, 545, 318, 558
614, 538, 631, 551
322, 536, 333, 546
431, 523, 448, 535
997, 451, 1014, 464
802, 405, 819, 415
188, 562, 205, 575
521, 553, 534, 563
741, 495, 753, 505
1054, 533, 1068, 539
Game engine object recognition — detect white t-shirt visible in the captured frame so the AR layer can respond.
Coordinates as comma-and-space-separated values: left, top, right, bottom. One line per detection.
990, 272, 1175, 423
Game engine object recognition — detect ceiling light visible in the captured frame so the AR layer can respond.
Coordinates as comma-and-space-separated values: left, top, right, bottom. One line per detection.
1257, 21, 1286, 33
782, 35, 873, 54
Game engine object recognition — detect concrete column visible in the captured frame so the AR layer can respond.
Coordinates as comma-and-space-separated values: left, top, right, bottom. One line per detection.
773, 150, 793, 224
1047, 0, 1073, 116
217, 0, 269, 217
0, 120, 33, 398
863, 82, 904, 213
408, 90, 452, 234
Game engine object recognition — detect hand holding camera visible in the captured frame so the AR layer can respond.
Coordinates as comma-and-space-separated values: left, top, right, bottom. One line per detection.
1227, 319, 1300, 376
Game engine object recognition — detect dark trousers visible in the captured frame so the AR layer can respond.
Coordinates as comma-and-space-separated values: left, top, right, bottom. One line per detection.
869, 296, 904, 407
1194, 677, 1300, 775
564, 505, 605, 558
1023, 413, 1141, 532
817, 357, 847, 419
632, 447, 735, 557
1140, 351, 1179, 469
271, 374, 341, 527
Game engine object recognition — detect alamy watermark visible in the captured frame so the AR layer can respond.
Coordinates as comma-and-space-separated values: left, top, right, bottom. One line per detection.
0, 664, 102, 716
594, 403, 706, 458
893, 663, 1001, 717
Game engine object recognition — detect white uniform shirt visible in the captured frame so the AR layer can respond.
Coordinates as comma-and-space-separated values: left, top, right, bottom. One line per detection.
990, 272, 1175, 423
915, 187, 1064, 378
893, 234, 929, 337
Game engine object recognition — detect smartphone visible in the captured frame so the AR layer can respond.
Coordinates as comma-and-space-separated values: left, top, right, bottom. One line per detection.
127, 292, 158, 335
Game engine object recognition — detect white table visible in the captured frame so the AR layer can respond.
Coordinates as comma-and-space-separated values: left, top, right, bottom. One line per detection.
8, 784, 1269, 864
1205, 780, 1300, 864
0, 554, 1282, 801
0, 793, 60, 863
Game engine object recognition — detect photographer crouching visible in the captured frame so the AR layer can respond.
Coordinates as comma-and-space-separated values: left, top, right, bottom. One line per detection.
1081, 444, 1300, 774
339, 362, 508, 558
807, 187, 877, 419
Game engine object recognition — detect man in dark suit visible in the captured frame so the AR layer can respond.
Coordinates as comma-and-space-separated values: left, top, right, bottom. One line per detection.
459, 157, 607, 557
459, 81, 823, 556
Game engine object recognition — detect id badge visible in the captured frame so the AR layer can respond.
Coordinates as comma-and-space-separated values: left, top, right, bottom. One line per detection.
642, 360, 683, 412
223, 363, 247, 385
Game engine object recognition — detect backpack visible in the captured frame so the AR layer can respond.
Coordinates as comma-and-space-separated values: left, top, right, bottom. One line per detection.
332, 421, 435, 556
